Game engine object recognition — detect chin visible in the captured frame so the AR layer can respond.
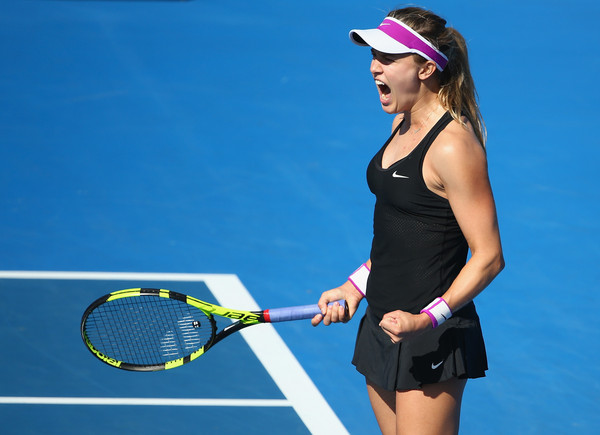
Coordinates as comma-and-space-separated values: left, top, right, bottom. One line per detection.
381, 104, 400, 115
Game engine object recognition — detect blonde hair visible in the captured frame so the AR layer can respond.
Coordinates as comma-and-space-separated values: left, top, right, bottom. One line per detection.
388, 7, 487, 146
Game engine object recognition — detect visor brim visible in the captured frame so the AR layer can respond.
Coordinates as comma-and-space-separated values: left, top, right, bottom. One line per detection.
349, 28, 413, 55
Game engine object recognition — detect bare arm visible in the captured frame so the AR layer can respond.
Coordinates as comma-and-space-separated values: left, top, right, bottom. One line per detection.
430, 127, 504, 311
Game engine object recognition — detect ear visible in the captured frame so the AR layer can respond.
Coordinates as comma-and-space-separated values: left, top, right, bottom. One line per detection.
418, 60, 438, 80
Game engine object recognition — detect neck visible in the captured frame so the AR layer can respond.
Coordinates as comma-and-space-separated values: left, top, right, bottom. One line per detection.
402, 101, 443, 134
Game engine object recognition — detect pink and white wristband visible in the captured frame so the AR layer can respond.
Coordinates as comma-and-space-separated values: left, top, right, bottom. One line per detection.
420, 297, 452, 328
348, 263, 370, 297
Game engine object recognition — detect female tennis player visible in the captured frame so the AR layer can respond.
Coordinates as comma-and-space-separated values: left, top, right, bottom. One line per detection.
311, 7, 504, 435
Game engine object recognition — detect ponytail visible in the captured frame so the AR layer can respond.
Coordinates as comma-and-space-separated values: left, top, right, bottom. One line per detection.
388, 8, 487, 146
438, 28, 486, 146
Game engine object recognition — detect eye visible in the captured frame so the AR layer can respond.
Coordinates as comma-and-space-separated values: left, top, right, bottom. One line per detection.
371, 49, 395, 65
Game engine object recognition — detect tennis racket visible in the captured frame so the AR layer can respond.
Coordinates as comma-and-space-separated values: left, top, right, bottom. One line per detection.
81, 287, 346, 372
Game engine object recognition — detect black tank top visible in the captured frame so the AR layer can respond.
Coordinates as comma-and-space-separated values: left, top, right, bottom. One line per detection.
365, 112, 468, 319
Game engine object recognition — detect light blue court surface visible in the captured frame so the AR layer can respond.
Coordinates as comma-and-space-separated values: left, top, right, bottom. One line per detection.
1, 0, 599, 434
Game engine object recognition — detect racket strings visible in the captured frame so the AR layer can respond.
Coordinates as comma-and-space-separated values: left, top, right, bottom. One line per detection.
83, 295, 215, 367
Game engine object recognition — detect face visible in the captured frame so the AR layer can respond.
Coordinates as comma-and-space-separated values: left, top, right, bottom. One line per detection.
370, 49, 423, 114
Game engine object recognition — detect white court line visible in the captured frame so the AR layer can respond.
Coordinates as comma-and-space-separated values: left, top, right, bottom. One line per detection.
0, 271, 349, 435
0, 397, 290, 407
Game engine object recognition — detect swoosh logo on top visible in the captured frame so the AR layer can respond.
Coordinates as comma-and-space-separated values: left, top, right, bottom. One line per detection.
392, 171, 409, 179
431, 360, 444, 370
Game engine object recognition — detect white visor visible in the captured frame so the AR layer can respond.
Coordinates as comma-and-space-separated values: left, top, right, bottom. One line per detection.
349, 17, 448, 71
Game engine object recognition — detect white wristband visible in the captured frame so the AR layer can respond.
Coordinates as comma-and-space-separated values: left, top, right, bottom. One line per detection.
420, 297, 452, 328
348, 263, 370, 296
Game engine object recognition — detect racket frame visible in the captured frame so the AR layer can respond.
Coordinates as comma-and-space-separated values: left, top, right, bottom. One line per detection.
81, 288, 335, 372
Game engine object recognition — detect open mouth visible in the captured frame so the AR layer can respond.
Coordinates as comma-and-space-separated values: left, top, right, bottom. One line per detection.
375, 79, 391, 102
375, 79, 389, 92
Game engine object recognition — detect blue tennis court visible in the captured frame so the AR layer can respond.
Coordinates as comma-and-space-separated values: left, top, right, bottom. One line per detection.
1, 0, 599, 433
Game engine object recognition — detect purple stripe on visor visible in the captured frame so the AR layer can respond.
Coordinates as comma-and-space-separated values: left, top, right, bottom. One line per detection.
378, 18, 448, 71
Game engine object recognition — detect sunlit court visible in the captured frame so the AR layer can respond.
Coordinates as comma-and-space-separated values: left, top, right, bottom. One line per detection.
1, 1, 598, 433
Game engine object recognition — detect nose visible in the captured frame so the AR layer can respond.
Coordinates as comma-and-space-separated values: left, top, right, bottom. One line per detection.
370, 58, 382, 76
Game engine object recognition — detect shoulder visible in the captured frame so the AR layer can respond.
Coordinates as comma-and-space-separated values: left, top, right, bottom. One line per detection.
430, 115, 487, 170
425, 114, 489, 194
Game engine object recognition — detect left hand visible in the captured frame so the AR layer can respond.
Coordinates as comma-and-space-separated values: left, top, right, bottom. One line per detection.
379, 310, 432, 343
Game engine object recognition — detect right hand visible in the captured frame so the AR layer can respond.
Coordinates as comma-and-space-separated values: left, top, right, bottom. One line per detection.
311, 281, 364, 326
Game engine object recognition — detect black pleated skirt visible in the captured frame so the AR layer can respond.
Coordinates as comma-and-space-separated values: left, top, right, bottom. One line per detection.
352, 302, 488, 391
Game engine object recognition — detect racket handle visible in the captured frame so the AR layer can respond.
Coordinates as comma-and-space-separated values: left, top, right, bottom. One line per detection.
264, 300, 346, 323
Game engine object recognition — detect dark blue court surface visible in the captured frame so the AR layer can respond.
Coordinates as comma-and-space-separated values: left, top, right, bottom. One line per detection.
0, 273, 336, 434
1, 0, 599, 433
